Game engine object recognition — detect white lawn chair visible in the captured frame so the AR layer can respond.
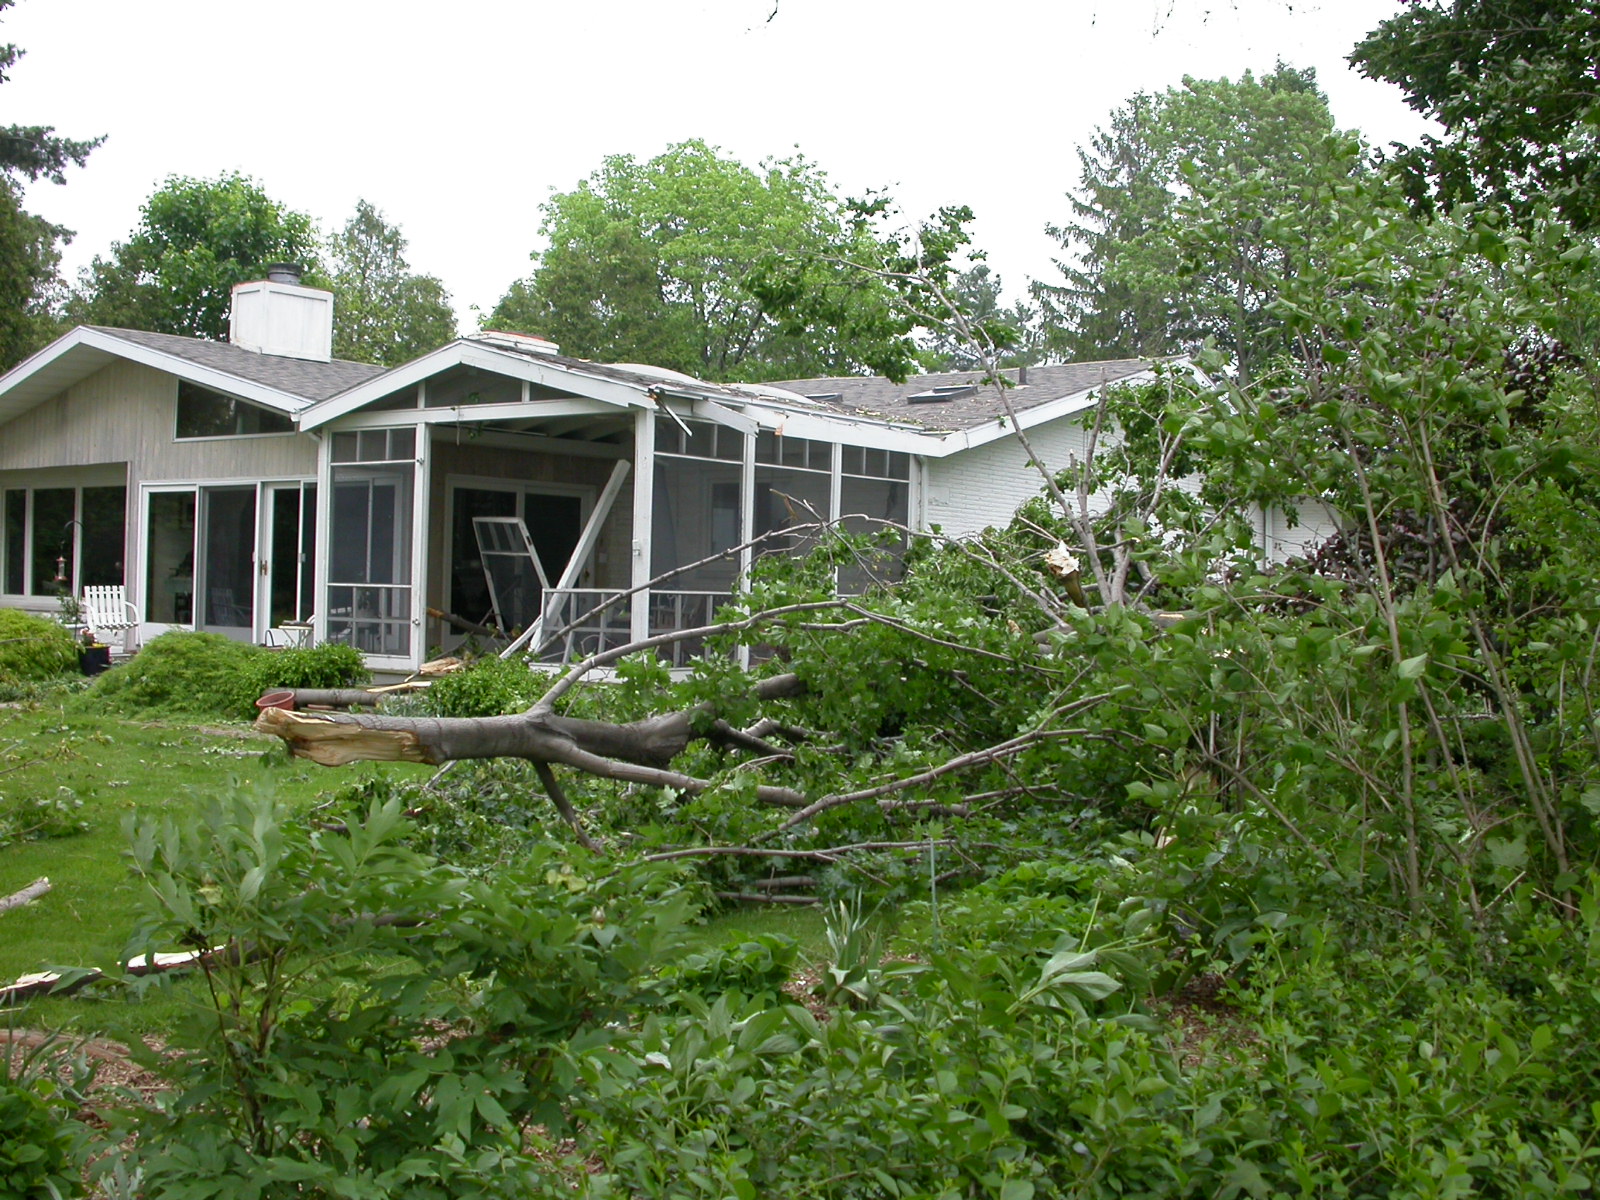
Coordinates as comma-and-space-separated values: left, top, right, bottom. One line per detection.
81, 585, 139, 656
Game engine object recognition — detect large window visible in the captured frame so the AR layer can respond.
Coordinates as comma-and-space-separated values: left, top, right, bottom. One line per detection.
327, 429, 416, 657
0, 484, 126, 598
176, 382, 293, 439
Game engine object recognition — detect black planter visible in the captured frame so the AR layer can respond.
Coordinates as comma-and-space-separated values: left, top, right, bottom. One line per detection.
79, 645, 111, 676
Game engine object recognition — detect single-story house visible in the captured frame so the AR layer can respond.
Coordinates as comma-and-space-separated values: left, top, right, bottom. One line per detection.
0, 269, 1333, 674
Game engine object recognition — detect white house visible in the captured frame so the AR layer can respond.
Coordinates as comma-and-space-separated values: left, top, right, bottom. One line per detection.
0, 271, 1333, 673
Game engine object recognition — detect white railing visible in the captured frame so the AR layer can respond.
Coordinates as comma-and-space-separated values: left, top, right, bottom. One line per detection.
537, 588, 733, 666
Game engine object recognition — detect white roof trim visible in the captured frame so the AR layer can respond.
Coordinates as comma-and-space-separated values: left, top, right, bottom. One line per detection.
0, 326, 314, 427
300, 340, 656, 430
923, 363, 1189, 457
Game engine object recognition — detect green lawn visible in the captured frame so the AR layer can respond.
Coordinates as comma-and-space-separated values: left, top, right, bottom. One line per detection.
0, 691, 847, 1041
0, 693, 430, 1037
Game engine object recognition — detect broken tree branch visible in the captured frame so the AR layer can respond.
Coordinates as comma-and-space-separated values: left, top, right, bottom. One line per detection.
0, 877, 50, 915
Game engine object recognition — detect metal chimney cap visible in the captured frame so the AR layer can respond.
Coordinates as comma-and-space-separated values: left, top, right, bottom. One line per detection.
265, 262, 304, 285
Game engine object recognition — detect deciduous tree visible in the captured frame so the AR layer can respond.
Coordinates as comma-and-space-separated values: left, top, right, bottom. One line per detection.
487, 140, 903, 382
328, 199, 457, 365
1035, 64, 1353, 380
1352, 0, 1600, 230
67, 172, 320, 340
0, 0, 101, 367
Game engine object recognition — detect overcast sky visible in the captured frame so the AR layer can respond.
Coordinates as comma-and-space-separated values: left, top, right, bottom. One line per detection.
7, 0, 1434, 331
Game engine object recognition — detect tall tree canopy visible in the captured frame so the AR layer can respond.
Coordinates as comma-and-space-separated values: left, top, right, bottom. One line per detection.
487, 140, 901, 382
328, 199, 457, 365
1034, 64, 1352, 380
1352, 0, 1600, 230
916, 264, 1040, 371
67, 172, 321, 341
0, 0, 101, 367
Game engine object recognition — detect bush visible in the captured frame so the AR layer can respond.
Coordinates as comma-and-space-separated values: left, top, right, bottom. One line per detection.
0, 1037, 92, 1200
426, 655, 543, 717
243, 642, 369, 704
0, 608, 78, 684
120, 788, 701, 1198
86, 631, 264, 718
85, 634, 369, 720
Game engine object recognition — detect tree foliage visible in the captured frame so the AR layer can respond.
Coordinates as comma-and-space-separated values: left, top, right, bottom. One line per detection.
0, 0, 101, 367
1035, 64, 1352, 380
67, 172, 321, 340
487, 140, 906, 382
328, 199, 457, 365
1352, 0, 1600, 230
916, 264, 1041, 370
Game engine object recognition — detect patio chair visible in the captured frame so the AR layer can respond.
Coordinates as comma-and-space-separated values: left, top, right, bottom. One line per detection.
81, 585, 139, 656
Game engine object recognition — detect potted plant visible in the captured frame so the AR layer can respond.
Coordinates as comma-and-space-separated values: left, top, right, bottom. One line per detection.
77, 628, 111, 676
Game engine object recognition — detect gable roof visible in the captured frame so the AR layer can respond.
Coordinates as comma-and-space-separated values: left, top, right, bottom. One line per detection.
89, 328, 385, 402
0, 325, 386, 428
770, 359, 1156, 432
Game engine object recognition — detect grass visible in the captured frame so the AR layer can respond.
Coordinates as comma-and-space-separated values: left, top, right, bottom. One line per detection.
0, 690, 431, 1039
0, 683, 869, 1042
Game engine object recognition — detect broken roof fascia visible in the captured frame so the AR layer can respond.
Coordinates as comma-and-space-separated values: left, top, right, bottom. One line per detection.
299, 340, 655, 431
0, 326, 313, 428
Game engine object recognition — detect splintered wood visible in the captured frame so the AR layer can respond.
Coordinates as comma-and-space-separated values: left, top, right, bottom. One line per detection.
253, 707, 435, 766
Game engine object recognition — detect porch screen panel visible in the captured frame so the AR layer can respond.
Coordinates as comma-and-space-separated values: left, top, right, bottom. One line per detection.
651, 422, 743, 592
3, 490, 23, 595
755, 433, 831, 562
838, 448, 911, 594
268, 486, 317, 627
30, 488, 75, 595
201, 487, 256, 628
651, 419, 745, 658
327, 435, 415, 657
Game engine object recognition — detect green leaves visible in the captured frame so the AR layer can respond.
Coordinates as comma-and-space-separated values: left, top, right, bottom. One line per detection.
490, 139, 904, 382
67, 172, 321, 340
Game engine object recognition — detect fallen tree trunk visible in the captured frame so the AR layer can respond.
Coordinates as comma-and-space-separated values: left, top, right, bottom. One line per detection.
282, 688, 398, 709
256, 671, 813, 809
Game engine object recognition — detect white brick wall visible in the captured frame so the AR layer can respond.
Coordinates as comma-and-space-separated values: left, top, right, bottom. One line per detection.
923, 420, 1096, 539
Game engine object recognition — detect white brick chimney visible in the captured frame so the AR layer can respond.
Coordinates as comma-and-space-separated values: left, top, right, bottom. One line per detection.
229, 264, 333, 361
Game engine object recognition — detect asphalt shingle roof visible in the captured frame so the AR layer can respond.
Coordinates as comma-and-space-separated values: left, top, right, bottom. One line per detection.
769, 359, 1156, 432
91, 327, 386, 404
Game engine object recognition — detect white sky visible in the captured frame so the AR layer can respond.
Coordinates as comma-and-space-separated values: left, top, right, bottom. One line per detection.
6, 0, 1433, 331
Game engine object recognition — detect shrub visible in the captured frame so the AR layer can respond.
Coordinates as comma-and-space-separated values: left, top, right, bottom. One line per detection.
119, 787, 700, 1197
0, 1036, 93, 1200
243, 642, 369, 706
86, 631, 265, 718
427, 655, 543, 717
0, 608, 78, 684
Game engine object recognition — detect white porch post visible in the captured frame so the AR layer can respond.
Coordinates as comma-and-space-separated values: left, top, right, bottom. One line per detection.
312, 433, 331, 647
630, 407, 655, 645
411, 427, 430, 672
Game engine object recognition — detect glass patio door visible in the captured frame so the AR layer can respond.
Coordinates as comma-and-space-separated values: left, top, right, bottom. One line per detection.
259, 482, 316, 638
197, 486, 257, 638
